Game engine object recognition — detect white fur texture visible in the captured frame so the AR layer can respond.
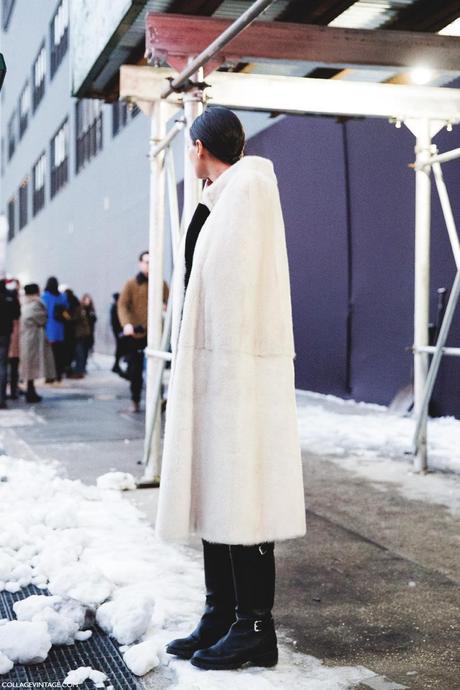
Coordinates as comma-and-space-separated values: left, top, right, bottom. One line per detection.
156, 156, 306, 544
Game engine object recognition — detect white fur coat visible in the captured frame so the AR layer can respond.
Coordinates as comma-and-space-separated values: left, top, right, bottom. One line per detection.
156, 156, 306, 545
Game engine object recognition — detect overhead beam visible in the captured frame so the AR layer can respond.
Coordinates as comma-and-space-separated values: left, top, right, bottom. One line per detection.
120, 65, 460, 122
384, 0, 460, 33
146, 13, 460, 71
277, 0, 355, 25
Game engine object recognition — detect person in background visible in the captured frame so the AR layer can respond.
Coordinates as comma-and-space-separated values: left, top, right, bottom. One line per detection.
110, 292, 123, 375
70, 294, 95, 378
20, 284, 55, 403
0, 279, 20, 409
81, 293, 97, 360
118, 251, 169, 412
62, 288, 80, 376
42, 277, 68, 383
7, 279, 20, 400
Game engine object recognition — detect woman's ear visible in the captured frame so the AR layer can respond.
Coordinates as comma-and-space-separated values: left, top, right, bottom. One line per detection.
195, 139, 204, 158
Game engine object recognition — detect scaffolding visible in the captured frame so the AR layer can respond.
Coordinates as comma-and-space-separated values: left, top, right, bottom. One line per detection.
120, 4, 460, 481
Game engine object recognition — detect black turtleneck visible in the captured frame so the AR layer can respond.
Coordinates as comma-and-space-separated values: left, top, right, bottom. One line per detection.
184, 203, 210, 291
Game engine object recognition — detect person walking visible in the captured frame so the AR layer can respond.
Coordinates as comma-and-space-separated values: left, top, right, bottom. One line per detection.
81, 293, 97, 361
0, 279, 20, 409
157, 107, 306, 671
118, 251, 168, 412
42, 277, 68, 382
20, 284, 55, 402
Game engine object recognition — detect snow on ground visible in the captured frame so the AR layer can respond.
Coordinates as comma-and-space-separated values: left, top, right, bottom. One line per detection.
0, 456, 375, 688
297, 391, 460, 516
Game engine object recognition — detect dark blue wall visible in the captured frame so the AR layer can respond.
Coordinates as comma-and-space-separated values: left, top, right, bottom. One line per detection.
246, 112, 460, 417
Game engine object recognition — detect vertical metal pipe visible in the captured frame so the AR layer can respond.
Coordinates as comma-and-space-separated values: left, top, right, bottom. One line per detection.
413, 120, 432, 473
182, 67, 205, 229
142, 100, 167, 482
432, 161, 460, 269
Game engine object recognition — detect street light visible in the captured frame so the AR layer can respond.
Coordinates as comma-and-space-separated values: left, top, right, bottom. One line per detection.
0, 54, 6, 91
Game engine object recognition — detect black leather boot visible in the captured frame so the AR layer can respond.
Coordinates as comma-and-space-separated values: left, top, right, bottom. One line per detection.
191, 542, 277, 670
166, 540, 236, 659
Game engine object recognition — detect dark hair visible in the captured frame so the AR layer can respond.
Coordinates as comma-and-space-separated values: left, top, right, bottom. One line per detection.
190, 107, 245, 165
45, 276, 59, 295
139, 250, 149, 262
25, 283, 40, 295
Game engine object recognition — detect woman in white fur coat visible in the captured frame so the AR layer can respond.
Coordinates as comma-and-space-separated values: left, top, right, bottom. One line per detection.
158, 107, 306, 671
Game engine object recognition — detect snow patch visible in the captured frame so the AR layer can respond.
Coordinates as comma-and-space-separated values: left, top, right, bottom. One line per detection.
123, 640, 160, 676
0, 620, 51, 663
63, 666, 107, 687
97, 472, 136, 491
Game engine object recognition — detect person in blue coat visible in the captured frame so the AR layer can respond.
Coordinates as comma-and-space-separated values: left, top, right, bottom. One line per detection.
41, 276, 68, 382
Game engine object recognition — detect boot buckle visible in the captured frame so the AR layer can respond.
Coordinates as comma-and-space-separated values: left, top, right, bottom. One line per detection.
254, 620, 263, 632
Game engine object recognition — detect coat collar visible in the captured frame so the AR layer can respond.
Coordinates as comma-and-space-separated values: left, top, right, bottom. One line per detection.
201, 156, 275, 211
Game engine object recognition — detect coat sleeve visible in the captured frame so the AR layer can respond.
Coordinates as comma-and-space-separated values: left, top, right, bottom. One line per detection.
117, 281, 132, 327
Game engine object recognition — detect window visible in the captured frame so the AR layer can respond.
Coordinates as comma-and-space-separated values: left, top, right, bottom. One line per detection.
7, 196, 15, 241
7, 112, 15, 160
76, 99, 103, 173
112, 102, 128, 137
50, 0, 69, 79
112, 101, 140, 137
18, 81, 30, 139
32, 42, 46, 112
2, 0, 16, 30
1, 137, 4, 177
50, 119, 68, 198
18, 178, 28, 230
32, 152, 46, 216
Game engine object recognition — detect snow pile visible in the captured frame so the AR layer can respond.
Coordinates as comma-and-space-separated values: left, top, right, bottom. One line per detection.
63, 666, 107, 687
297, 390, 460, 473
297, 391, 460, 515
0, 453, 375, 688
123, 640, 160, 676
13, 595, 89, 645
97, 472, 136, 491
0, 620, 51, 663
96, 586, 154, 644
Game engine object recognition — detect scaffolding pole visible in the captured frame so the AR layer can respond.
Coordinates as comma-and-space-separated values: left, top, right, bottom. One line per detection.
413, 120, 432, 473
140, 100, 167, 485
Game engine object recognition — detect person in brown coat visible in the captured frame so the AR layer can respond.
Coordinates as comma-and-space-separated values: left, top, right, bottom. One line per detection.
118, 250, 168, 412
20, 284, 56, 403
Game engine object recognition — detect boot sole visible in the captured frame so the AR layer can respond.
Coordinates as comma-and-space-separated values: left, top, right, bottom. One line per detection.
165, 644, 195, 660
190, 650, 278, 670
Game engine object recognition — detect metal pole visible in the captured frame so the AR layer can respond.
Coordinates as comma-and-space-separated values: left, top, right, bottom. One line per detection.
425, 146, 460, 167
151, 120, 184, 159
432, 161, 460, 268
416, 345, 460, 356
165, 148, 181, 264
413, 267, 460, 453
141, 100, 167, 483
413, 120, 432, 473
160, 0, 276, 98
182, 68, 205, 228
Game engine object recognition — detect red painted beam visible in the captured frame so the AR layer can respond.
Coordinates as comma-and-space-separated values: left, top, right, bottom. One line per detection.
146, 13, 460, 71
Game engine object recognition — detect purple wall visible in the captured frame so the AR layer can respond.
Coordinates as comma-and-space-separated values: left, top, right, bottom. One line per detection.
246, 112, 460, 417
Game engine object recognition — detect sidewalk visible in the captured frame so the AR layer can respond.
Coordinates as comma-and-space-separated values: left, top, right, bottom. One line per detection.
0, 356, 459, 689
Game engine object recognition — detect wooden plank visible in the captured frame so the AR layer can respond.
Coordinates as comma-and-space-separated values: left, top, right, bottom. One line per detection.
119, 65, 460, 122
145, 13, 460, 71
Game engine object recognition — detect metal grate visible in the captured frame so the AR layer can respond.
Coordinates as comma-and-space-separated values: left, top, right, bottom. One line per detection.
0, 585, 143, 690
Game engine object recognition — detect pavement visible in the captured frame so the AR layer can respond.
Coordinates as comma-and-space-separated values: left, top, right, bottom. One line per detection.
0, 354, 459, 690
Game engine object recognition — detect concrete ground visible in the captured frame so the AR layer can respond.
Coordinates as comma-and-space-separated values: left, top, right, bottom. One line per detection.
1, 355, 459, 690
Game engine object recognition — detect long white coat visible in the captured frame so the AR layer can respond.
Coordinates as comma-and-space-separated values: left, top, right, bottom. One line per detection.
156, 156, 306, 545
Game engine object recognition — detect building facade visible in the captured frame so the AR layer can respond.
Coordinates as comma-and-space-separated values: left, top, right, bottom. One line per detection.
0, 0, 152, 351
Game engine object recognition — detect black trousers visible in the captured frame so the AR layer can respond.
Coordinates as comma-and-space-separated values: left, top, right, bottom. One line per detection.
0, 335, 11, 404
51, 341, 65, 381
126, 338, 146, 403
8, 357, 19, 397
